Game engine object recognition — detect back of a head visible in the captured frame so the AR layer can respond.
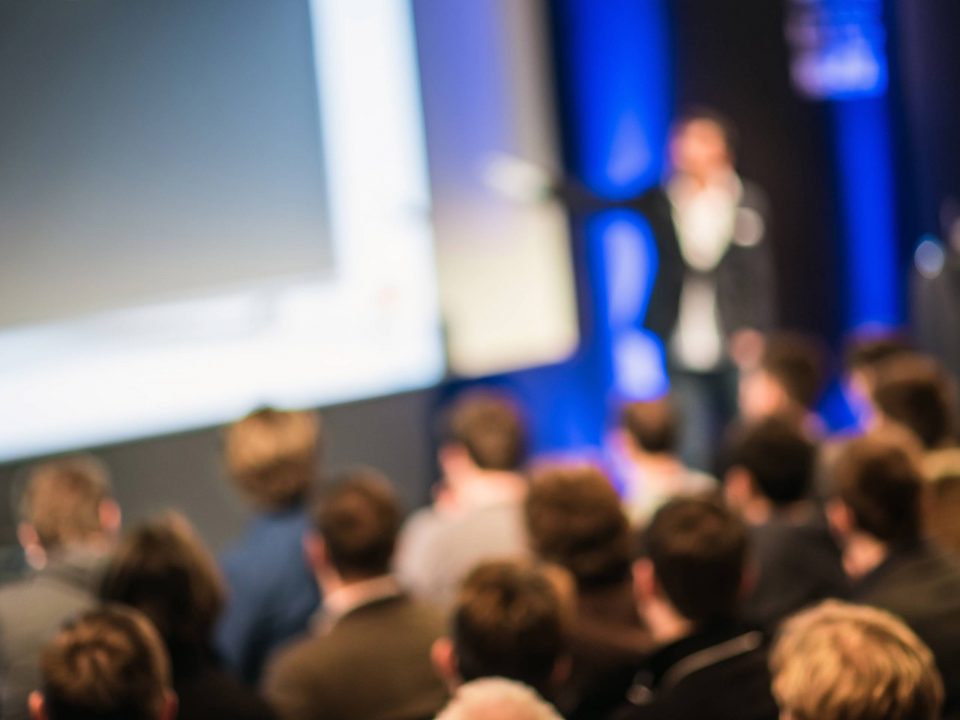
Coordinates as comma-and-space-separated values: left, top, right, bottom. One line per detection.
38, 605, 172, 720
644, 497, 748, 625
761, 333, 827, 412
844, 335, 913, 377
833, 431, 924, 545
873, 354, 958, 450
20, 456, 111, 551
728, 416, 816, 506
621, 396, 678, 455
100, 513, 224, 658
924, 450, 960, 556
525, 464, 631, 590
442, 391, 527, 471
772, 600, 943, 720
312, 467, 401, 581
224, 407, 321, 511
452, 560, 565, 695
435, 678, 564, 720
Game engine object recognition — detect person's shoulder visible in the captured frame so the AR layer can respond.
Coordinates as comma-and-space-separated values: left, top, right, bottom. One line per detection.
176, 666, 276, 720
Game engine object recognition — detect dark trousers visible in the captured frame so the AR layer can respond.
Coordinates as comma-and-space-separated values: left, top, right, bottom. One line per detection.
670, 365, 739, 474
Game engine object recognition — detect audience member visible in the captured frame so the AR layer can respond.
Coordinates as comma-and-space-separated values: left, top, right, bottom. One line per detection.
0, 456, 121, 720
724, 416, 847, 630
29, 605, 176, 720
432, 560, 568, 702
771, 600, 943, 720
618, 397, 716, 526
923, 449, 960, 556
101, 512, 274, 720
217, 408, 322, 684
739, 332, 827, 433
396, 391, 530, 608
525, 464, 652, 719
843, 334, 913, 431
434, 678, 565, 720
615, 497, 778, 720
263, 468, 447, 720
872, 353, 958, 450
828, 431, 960, 717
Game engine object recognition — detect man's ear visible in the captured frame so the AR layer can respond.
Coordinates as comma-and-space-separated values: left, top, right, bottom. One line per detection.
632, 558, 657, 604
826, 499, 853, 538
17, 524, 45, 570
550, 653, 573, 689
303, 532, 327, 574
99, 498, 122, 536
724, 467, 754, 510
160, 689, 178, 720
28, 691, 46, 720
431, 637, 459, 691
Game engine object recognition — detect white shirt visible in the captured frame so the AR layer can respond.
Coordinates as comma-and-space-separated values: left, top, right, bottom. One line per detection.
667, 173, 743, 371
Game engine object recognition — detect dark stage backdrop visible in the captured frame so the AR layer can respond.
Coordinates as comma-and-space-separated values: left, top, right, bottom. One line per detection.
668, 0, 842, 341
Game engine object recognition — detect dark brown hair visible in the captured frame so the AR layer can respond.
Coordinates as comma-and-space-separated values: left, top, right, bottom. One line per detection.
621, 397, 677, 454
101, 513, 224, 662
440, 391, 527, 471
873, 355, 958, 450
643, 497, 748, 625
833, 432, 924, 544
312, 467, 401, 581
40, 605, 171, 720
727, 416, 816, 506
452, 560, 565, 696
525, 464, 631, 590
761, 333, 828, 411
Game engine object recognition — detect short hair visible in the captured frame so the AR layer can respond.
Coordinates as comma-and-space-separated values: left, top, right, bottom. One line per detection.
771, 600, 943, 720
727, 416, 816, 505
311, 467, 401, 581
451, 561, 565, 696
832, 431, 924, 544
435, 677, 564, 720
844, 334, 913, 375
923, 450, 960, 556
100, 513, 225, 658
673, 106, 739, 158
39, 605, 172, 720
19, 456, 112, 550
643, 497, 748, 624
873, 355, 958, 450
621, 397, 677, 454
525, 465, 632, 589
440, 391, 527, 471
760, 333, 827, 411
224, 407, 321, 510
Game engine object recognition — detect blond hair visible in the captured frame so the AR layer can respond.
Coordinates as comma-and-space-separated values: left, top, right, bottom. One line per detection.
224, 408, 321, 509
435, 678, 563, 720
20, 455, 111, 550
771, 600, 943, 720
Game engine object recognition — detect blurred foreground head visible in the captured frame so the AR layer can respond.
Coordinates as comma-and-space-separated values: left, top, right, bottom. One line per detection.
772, 600, 943, 720
438, 390, 528, 476
434, 678, 564, 720
31, 605, 176, 720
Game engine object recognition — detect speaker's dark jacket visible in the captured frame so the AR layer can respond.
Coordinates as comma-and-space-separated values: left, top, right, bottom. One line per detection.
639, 183, 775, 347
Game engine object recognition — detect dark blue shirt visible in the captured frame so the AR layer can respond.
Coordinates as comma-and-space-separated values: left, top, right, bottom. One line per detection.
216, 508, 320, 685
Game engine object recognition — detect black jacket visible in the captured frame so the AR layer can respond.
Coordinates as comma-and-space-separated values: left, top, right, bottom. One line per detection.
854, 541, 960, 720
610, 623, 779, 720
642, 183, 775, 345
742, 507, 850, 632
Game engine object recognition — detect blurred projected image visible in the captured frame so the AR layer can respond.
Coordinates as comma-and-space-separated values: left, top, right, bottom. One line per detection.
0, 0, 443, 459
